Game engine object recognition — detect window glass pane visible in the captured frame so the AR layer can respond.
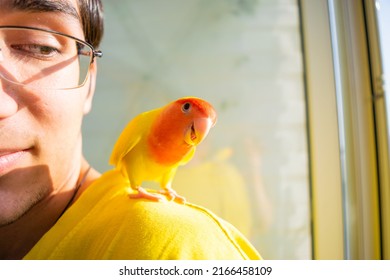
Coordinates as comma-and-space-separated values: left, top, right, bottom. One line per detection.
376, 1, 390, 138
84, 0, 311, 259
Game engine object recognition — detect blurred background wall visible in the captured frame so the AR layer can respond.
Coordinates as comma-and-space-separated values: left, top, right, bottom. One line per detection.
82, 0, 311, 259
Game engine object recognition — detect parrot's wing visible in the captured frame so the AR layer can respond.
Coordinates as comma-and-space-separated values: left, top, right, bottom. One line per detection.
109, 116, 142, 166
109, 109, 159, 166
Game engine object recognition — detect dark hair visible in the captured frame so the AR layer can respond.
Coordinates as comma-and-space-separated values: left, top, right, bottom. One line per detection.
6, 0, 104, 48
77, 0, 104, 48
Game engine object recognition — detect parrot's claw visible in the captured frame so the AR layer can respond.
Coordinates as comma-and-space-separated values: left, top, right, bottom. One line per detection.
129, 187, 165, 202
159, 189, 186, 204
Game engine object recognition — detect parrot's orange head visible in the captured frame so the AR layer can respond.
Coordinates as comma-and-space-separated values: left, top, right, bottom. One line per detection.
148, 97, 217, 165
153, 97, 217, 147
173, 97, 217, 146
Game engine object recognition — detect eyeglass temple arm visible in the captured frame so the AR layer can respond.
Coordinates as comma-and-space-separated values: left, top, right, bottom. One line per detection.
91, 50, 102, 63
94, 50, 103, 58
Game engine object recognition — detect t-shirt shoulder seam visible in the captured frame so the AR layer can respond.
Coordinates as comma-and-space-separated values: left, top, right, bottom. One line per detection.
184, 202, 249, 259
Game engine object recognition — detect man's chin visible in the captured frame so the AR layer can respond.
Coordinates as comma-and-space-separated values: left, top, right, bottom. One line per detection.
0, 165, 52, 227
0, 192, 45, 227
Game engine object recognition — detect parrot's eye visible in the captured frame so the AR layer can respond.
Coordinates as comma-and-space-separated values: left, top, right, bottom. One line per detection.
182, 102, 191, 113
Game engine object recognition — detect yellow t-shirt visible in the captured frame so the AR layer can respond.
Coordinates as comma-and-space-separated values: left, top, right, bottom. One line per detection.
24, 170, 261, 260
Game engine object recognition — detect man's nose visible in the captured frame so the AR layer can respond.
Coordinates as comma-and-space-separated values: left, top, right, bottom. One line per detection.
0, 78, 18, 119
0, 48, 18, 119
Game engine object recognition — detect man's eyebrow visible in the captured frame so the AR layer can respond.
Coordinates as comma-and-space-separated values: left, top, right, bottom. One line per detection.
6, 0, 80, 20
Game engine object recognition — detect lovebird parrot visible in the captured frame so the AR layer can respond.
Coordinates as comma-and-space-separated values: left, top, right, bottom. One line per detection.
109, 97, 217, 203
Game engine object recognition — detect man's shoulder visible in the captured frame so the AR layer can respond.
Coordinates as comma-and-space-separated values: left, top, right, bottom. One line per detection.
24, 170, 261, 259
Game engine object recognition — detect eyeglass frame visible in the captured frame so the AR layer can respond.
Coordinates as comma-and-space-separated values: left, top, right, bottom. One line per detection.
0, 25, 103, 89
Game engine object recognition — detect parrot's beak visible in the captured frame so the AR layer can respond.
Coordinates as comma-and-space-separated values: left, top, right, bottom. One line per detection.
185, 117, 215, 146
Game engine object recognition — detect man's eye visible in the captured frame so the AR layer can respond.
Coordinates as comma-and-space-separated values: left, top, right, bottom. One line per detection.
11, 44, 60, 58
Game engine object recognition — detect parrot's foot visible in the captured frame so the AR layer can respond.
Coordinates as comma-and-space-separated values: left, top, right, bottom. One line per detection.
129, 187, 165, 202
159, 189, 186, 204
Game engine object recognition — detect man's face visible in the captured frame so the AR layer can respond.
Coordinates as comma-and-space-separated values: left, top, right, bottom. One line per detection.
0, 0, 96, 225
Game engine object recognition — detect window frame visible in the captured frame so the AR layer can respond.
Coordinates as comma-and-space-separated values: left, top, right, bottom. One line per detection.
364, 0, 390, 260
300, 0, 384, 259
300, 0, 344, 259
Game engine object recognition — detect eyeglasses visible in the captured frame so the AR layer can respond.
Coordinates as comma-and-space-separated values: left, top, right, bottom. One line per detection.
0, 26, 103, 90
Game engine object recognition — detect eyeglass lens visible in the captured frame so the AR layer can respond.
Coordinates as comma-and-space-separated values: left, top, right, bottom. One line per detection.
0, 28, 93, 90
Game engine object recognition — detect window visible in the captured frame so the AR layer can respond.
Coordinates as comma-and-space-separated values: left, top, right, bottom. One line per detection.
84, 0, 312, 259
377, 1, 390, 131
370, 0, 390, 259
